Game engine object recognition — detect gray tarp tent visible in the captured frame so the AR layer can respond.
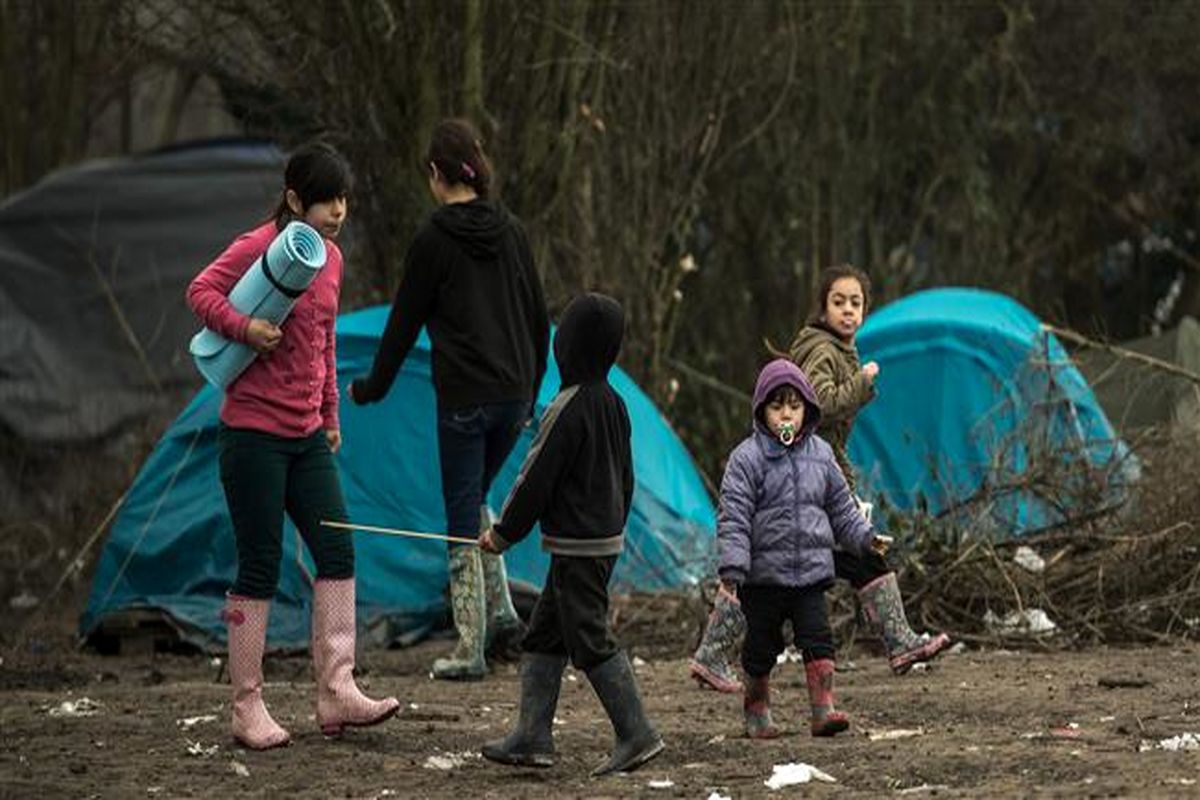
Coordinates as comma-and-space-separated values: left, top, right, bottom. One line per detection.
0, 141, 285, 441
1074, 316, 1200, 437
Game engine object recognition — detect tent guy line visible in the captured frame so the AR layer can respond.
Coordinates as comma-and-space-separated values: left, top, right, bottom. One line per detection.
320, 520, 478, 546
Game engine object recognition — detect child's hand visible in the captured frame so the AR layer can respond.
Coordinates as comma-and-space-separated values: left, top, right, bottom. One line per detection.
870, 534, 893, 556
325, 428, 342, 453
478, 527, 502, 554
718, 580, 738, 599
246, 318, 283, 353
862, 361, 880, 381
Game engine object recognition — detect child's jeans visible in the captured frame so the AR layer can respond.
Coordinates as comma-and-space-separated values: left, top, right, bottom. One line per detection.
436, 400, 528, 549
739, 582, 835, 677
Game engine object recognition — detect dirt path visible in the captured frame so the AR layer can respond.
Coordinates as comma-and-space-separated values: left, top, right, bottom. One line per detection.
3, 639, 1200, 799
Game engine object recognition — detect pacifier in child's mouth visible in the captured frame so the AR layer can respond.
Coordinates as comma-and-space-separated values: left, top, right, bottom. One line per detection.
778, 422, 796, 446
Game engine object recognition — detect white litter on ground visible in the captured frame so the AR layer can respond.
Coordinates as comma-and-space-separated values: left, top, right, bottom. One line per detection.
185, 740, 219, 757
947, 642, 968, 655
422, 751, 480, 770
983, 608, 1058, 636
632, 656, 648, 667
1013, 545, 1046, 573
47, 697, 102, 717
176, 715, 218, 729
647, 779, 674, 789
1139, 732, 1200, 752
764, 762, 836, 788
706, 792, 733, 800
9, 591, 39, 609
867, 727, 924, 741
706, 734, 726, 745
897, 784, 951, 795
229, 761, 250, 777
775, 646, 803, 664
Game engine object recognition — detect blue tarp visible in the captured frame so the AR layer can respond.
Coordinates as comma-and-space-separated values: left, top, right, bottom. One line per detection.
81, 306, 716, 651
850, 287, 1138, 535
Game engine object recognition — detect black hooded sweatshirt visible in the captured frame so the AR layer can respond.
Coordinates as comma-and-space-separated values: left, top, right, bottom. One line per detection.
492, 293, 633, 557
351, 199, 549, 410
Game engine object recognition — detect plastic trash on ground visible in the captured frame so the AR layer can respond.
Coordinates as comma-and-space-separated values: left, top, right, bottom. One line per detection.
1013, 545, 1046, 573
1139, 732, 1200, 752
47, 697, 102, 717
764, 762, 837, 789
983, 608, 1058, 636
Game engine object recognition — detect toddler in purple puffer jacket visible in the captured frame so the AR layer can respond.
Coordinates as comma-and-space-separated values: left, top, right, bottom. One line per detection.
717, 358, 889, 739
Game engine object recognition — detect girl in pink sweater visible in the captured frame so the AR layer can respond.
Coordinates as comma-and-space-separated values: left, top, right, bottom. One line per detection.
187, 143, 398, 750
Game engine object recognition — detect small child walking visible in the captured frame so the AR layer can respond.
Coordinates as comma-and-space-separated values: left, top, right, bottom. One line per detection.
718, 358, 887, 738
477, 293, 664, 776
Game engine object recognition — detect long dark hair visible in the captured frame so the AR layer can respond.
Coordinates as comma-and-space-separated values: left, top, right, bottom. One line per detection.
808, 264, 872, 325
272, 142, 353, 229
426, 118, 493, 198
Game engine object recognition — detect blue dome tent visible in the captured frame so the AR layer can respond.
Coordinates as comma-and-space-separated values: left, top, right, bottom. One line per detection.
850, 288, 1139, 536
81, 307, 716, 651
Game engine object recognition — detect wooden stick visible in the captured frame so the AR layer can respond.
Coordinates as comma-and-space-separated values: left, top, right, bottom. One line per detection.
1043, 322, 1200, 386
320, 519, 478, 545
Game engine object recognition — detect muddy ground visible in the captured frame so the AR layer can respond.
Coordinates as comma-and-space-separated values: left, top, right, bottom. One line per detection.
3, 628, 1200, 799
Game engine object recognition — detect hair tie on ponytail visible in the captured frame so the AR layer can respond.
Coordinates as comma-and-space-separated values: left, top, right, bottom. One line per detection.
461, 162, 476, 181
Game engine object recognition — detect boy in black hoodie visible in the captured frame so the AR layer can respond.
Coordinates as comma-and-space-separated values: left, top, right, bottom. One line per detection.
478, 293, 664, 777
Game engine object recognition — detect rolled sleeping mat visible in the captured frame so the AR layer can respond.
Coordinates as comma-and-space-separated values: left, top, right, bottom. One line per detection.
190, 221, 327, 389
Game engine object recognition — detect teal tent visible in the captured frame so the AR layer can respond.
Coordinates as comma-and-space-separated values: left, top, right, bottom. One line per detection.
850, 288, 1138, 535
81, 306, 716, 651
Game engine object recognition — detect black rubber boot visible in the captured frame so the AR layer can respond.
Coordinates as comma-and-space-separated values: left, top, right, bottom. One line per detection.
481, 653, 567, 767
586, 652, 665, 777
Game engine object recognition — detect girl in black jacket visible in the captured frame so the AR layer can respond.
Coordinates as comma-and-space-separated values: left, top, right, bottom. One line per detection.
351, 119, 549, 680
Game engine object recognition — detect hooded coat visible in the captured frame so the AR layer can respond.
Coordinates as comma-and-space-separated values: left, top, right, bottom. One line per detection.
789, 321, 876, 493
492, 293, 633, 557
717, 359, 873, 589
353, 198, 549, 411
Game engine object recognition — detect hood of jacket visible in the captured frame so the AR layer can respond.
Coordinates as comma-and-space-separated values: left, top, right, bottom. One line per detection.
554, 293, 624, 387
431, 198, 512, 260
789, 320, 858, 369
751, 358, 821, 441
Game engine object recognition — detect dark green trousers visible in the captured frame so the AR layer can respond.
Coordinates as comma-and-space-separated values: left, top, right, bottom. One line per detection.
218, 425, 353, 598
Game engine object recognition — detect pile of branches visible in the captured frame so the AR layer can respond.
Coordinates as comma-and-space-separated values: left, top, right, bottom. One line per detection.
846, 434, 1200, 649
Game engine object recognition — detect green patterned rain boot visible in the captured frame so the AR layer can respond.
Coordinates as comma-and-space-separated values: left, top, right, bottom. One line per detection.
432, 547, 487, 680
858, 573, 951, 674
480, 506, 526, 661
688, 586, 745, 693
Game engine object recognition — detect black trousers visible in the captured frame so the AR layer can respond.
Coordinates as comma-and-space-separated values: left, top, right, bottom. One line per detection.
834, 549, 891, 590
523, 554, 618, 672
218, 425, 353, 599
740, 583, 835, 677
